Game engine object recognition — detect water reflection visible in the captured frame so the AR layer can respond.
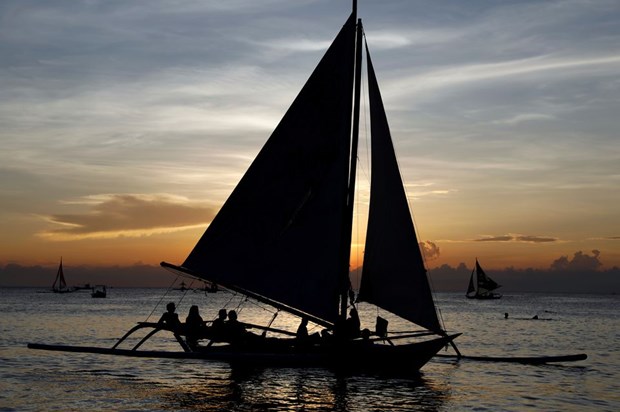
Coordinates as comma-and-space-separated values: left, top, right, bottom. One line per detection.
156, 365, 448, 411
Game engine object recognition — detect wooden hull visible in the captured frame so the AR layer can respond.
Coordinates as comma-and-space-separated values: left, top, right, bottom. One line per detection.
28, 334, 456, 374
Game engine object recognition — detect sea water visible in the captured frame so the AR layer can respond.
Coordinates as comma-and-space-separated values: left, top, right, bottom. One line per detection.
0, 288, 618, 411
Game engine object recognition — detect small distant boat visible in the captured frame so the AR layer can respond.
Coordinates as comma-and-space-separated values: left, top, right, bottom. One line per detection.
194, 282, 218, 294
466, 259, 502, 299
51, 258, 76, 293
91, 285, 107, 298
74, 283, 93, 291
174, 281, 191, 292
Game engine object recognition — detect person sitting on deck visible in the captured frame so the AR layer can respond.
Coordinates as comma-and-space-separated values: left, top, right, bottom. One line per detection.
158, 302, 181, 332
224, 310, 247, 344
185, 305, 205, 349
204, 308, 228, 346
294, 318, 311, 347
186, 305, 205, 328
296, 318, 309, 340
213, 309, 227, 326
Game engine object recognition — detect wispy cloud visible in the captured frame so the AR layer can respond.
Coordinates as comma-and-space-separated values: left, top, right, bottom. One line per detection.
474, 234, 558, 243
474, 235, 513, 242
492, 113, 555, 125
391, 54, 620, 97
38, 194, 214, 240
515, 235, 558, 243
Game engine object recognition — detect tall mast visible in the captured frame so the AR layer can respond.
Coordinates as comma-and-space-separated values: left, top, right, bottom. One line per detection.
339, 6, 363, 320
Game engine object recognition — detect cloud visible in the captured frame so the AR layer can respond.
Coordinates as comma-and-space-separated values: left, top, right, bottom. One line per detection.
550, 250, 602, 271
38, 194, 214, 240
514, 235, 558, 243
492, 113, 555, 125
419, 240, 440, 260
390, 54, 620, 98
260, 38, 333, 53
474, 234, 558, 243
364, 28, 465, 50
474, 235, 513, 242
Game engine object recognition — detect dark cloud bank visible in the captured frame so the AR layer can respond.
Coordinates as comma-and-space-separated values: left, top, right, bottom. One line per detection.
427, 250, 618, 294
2, 251, 618, 294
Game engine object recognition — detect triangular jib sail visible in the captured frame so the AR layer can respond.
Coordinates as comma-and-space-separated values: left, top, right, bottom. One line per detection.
357, 44, 441, 333
179, 14, 357, 325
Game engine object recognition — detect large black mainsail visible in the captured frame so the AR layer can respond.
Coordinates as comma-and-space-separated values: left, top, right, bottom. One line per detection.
180, 14, 358, 325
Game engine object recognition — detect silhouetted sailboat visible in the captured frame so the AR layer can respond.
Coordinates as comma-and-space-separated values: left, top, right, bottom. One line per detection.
157, 0, 458, 372
91, 285, 107, 298
52, 258, 76, 293
173, 281, 190, 292
29, 1, 461, 373
466, 259, 502, 299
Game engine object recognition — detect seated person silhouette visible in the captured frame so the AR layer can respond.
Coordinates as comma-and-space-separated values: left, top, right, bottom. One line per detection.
158, 302, 181, 332
296, 318, 309, 340
224, 310, 247, 344
185, 305, 205, 349
208, 309, 226, 338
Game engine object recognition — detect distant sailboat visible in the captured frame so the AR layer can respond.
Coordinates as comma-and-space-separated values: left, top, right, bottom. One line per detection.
52, 258, 75, 293
174, 281, 190, 292
466, 259, 502, 299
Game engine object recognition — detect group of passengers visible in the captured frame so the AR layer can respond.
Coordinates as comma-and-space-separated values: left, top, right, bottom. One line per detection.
158, 302, 373, 350
158, 302, 248, 349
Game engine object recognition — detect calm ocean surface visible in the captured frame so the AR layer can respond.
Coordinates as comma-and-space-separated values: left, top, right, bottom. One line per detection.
1, 287, 618, 411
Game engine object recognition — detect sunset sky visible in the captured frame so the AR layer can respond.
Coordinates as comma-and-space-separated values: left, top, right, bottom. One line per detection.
1, 0, 619, 286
